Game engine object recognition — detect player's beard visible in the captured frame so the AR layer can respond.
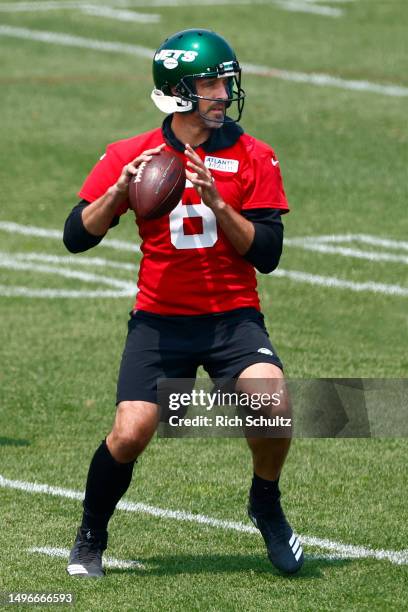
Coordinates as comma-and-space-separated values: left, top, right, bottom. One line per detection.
200, 103, 226, 129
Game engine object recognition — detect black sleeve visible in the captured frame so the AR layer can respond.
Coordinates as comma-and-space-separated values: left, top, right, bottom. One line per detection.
63, 199, 120, 254
241, 208, 284, 274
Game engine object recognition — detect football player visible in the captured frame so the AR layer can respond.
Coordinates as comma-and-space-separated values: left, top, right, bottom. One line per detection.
63, 28, 303, 577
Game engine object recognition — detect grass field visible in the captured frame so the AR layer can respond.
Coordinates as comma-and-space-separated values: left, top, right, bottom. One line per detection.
1, 0, 407, 610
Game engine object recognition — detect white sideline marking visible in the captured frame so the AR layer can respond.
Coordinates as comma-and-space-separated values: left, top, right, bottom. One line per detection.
0, 251, 135, 297
0, 251, 135, 298
285, 239, 408, 265
4, 223, 407, 256
1, 222, 407, 298
0, 25, 153, 58
301, 234, 408, 251
306, 553, 344, 562
0, 253, 134, 291
302, 0, 354, 3
0, 223, 136, 299
273, 0, 342, 17
242, 63, 408, 97
0, 1, 96, 10
0, 0, 350, 12
0, 285, 132, 298
0, 221, 140, 252
272, 269, 408, 297
8, 251, 135, 271
1, 25, 407, 98
304, 0, 355, 3
28, 546, 145, 569
0, 0, 255, 10
2, 475, 408, 566
80, 6, 160, 23
0, 1, 167, 11
0, 221, 62, 240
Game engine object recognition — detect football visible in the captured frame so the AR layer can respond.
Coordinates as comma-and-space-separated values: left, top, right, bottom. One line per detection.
129, 150, 186, 219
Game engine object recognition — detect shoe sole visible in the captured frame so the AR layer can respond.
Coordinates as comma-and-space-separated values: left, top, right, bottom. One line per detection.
67, 564, 104, 578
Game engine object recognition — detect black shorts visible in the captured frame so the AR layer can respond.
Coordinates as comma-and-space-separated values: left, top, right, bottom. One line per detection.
116, 307, 283, 404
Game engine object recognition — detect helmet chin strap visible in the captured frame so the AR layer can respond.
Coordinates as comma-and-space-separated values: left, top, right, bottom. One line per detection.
151, 89, 234, 125
151, 89, 192, 114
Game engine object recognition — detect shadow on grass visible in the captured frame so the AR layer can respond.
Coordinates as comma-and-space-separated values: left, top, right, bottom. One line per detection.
108, 553, 352, 579
0, 437, 30, 447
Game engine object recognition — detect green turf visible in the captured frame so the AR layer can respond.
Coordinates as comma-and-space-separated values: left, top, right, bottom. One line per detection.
0, 1, 407, 610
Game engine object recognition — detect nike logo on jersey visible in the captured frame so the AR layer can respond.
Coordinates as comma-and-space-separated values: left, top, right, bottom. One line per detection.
204, 156, 239, 173
257, 348, 273, 356
271, 158, 279, 167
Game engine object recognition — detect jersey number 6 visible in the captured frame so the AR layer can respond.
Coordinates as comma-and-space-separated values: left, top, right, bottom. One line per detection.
169, 200, 218, 250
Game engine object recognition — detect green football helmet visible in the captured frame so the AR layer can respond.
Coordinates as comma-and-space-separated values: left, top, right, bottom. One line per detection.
151, 29, 245, 123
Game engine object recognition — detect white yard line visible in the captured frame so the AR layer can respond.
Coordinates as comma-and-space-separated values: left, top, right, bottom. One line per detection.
0, 25, 407, 98
0, 251, 135, 297
0, 285, 132, 298
301, 234, 408, 251
0, 251, 135, 298
303, 0, 355, 3
28, 546, 145, 569
1, 222, 407, 298
272, 269, 408, 297
0, 221, 140, 252
241, 62, 408, 97
302, 0, 355, 3
0, 1, 95, 11
0, 1, 158, 11
0, 254, 134, 291
0, 0, 351, 11
0, 221, 62, 240
4, 223, 407, 255
0, 0, 249, 11
0, 25, 153, 57
1, 474, 407, 566
8, 251, 135, 271
80, 6, 160, 23
284, 240, 408, 265
273, 0, 342, 17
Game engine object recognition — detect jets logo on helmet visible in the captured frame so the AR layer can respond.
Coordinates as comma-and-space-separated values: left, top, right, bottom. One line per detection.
151, 29, 245, 123
155, 49, 199, 68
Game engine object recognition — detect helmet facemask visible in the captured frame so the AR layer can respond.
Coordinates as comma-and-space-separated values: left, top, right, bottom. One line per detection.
174, 62, 245, 124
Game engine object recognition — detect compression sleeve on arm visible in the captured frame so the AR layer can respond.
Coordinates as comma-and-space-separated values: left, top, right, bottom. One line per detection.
63, 200, 120, 253
241, 208, 284, 274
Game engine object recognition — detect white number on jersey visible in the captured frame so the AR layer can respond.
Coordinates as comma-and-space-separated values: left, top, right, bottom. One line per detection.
169, 200, 218, 250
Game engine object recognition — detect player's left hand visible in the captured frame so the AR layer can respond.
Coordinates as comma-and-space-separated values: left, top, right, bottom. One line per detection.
184, 144, 224, 210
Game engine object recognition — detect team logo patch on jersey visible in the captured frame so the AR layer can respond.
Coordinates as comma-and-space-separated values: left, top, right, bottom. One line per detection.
204, 156, 239, 173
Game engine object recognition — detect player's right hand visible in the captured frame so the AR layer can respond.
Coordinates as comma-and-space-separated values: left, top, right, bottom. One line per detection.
114, 143, 166, 194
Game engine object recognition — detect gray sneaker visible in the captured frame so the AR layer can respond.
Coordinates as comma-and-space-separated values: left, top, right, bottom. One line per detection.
67, 527, 108, 578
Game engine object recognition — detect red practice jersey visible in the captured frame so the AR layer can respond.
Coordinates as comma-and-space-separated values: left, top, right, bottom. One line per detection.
79, 125, 289, 315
